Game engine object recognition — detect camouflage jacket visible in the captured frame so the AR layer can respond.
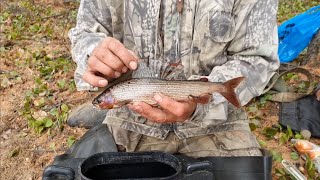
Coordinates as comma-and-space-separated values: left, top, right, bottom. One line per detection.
69, 0, 279, 139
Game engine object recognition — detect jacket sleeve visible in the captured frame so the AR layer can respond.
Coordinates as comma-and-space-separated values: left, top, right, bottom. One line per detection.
68, 0, 112, 91
188, 0, 280, 125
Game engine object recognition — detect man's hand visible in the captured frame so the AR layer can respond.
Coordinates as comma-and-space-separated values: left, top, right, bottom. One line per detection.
83, 37, 139, 87
128, 94, 197, 123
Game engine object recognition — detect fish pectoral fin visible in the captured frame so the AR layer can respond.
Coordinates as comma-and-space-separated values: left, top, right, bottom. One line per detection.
188, 94, 211, 104
117, 100, 133, 106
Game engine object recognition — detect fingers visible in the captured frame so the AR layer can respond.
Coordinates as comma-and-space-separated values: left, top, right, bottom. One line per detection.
84, 37, 139, 87
128, 94, 197, 123
128, 102, 174, 123
154, 94, 196, 118
82, 70, 108, 87
92, 48, 126, 73
87, 55, 120, 78
101, 37, 138, 70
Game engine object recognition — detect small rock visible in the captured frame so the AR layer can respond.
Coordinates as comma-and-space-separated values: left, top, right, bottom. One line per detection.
1, 134, 9, 140
20, 132, 28, 137
301, 129, 311, 140
256, 110, 264, 117
5, 129, 11, 134
299, 166, 305, 173
251, 119, 261, 127
39, 92, 47, 97
33, 110, 48, 119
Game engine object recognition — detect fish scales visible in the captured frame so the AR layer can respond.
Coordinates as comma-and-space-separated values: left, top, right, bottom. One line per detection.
92, 76, 245, 109
110, 79, 223, 103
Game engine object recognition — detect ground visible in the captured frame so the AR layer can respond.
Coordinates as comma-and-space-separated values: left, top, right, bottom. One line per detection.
0, 0, 319, 179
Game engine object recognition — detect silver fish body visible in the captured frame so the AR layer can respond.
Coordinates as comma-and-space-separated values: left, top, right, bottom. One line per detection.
93, 77, 245, 109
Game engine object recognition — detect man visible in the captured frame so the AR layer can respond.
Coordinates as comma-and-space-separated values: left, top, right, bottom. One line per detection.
68, 0, 279, 157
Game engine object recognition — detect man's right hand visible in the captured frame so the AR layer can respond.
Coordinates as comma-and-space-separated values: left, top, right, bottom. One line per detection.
83, 37, 139, 87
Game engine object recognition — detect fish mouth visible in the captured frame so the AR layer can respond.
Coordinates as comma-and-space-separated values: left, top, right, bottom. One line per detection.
92, 98, 111, 109
92, 103, 102, 109
92, 98, 100, 107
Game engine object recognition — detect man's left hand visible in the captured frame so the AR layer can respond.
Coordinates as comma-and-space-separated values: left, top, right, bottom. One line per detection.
128, 94, 196, 123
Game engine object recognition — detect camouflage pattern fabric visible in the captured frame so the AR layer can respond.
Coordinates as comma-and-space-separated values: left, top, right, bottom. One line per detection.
134, 130, 262, 158
69, 0, 279, 139
109, 126, 261, 158
108, 108, 262, 157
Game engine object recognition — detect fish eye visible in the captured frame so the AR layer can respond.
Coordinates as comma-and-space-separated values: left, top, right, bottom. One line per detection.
103, 95, 114, 104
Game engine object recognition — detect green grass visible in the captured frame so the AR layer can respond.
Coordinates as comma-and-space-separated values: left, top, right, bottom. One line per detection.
277, 0, 319, 23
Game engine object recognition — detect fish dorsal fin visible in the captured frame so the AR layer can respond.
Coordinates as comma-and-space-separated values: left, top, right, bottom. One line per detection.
132, 59, 186, 80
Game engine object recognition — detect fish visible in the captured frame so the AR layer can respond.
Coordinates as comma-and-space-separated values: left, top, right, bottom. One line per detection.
92, 77, 245, 109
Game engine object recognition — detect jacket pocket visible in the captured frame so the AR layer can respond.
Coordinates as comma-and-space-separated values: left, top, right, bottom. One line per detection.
212, 130, 260, 151
207, 10, 236, 43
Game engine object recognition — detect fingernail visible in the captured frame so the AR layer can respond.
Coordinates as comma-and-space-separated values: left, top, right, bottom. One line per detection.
98, 79, 108, 86
122, 66, 128, 73
114, 71, 121, 78
154, 94, 162, 102
129, 61, 137, 70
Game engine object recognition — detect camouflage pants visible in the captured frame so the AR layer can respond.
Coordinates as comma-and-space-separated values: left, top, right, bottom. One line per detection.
108, 125, 262, 158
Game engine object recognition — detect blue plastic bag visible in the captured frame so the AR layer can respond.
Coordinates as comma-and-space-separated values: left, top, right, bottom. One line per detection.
278, 5, 320, 63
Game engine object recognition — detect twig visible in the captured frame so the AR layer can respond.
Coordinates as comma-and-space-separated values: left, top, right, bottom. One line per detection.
29, 12, 69, 25
40, 12, 68, 21
61, 11, 72, 52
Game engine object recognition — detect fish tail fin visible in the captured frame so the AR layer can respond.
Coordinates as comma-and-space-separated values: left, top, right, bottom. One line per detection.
219, 77, 245, 108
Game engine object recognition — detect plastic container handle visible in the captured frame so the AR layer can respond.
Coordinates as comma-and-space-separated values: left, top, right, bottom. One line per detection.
186, 161, 213, 174
42, 165, 75, 180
